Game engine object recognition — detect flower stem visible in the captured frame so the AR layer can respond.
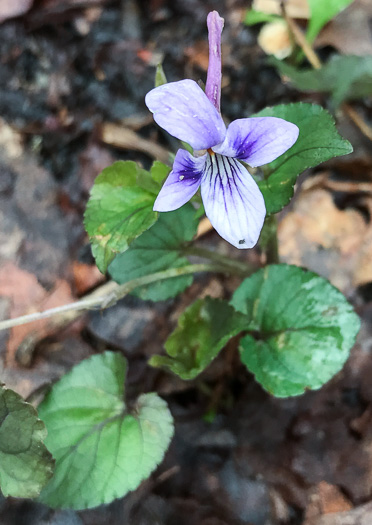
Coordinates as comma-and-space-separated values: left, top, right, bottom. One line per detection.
184, 245, 255, 276
261, 215, 280, 264
0, 263, 226, 332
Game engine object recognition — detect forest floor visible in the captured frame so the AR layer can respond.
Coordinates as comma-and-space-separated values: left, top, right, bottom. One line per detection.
1, 0, 372, 524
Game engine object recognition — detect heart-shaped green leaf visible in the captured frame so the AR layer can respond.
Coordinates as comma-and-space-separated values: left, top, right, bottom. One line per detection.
231, 264, 360, 397
84, 161, 158, 273
109, 204, 198, 301
38, 352, 174, 509
0, 386, 54, 498
253, 103, 353, 214
149, 298, 246, 379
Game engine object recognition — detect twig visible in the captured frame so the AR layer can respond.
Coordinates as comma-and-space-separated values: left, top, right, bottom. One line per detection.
100, 122, 171, 163
303, 172, 372, 193
0, 263, 225, 332
342, 104, 372, 143
281, 2, 321, 70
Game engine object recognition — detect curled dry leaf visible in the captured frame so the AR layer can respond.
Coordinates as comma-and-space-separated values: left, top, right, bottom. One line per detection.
278, 187, 369, 292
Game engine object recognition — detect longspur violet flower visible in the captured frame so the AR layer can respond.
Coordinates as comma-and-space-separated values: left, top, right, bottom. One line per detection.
145, 11, 299, 249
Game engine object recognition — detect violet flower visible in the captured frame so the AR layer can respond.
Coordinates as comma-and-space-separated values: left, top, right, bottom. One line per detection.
145, 11, 299, 249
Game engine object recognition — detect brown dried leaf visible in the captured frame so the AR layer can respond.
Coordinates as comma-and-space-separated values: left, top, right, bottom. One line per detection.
72, 261, 104, 295
0, 262, 75, 365
278, 187, 367, 292
353, 226, 372, 287
304, 482, 353, 525
315, 0, 372, 56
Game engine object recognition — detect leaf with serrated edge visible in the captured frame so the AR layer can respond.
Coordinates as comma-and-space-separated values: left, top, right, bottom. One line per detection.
231, 264, 360, 397
109, 204, 197, 301
84, 161, 158, 273
150, 160, 171, 185
149, 298, 247, 379
0, 386, 54, 498
253, 103, 353, 214
38, 352, 174, 510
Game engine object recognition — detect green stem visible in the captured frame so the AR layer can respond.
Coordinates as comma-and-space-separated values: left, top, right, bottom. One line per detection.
263, 215, 280, 264
184, 245, 255, 276
0, 263, 228, 332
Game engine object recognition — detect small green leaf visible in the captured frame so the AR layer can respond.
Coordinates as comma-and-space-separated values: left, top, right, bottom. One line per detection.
149, 298, 246, 379
307, 0, 353, 43
155, 63, 168, 87
272, 55, 372, 107
150, 160, 171, 185
109, 204, 198, 301
38, 352, 174, 510
253, 103, 353, 214
244, 9, 280, 25
84, 161, 158, 273
231, 264, 360, 397
0, 386, 54, 498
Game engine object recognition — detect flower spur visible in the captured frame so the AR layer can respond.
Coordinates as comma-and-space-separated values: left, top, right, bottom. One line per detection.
145, 11, 299, 249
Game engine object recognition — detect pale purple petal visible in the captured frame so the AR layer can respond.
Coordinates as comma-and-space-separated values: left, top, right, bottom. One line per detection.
153, 149, 206, 212
213, 117, 299, 167
205, 11, 224, 112
201, 153, 266, 249
145, 79, 226, 151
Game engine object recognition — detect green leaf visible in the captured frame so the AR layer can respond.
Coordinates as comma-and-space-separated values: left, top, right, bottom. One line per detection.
150, 160, 171, 185
109, 204, 198, 301
0, 386, 54, 498
38, 352, 174, 510
244, 9, 280, 25
231, 264, 360, 397
149, 298, 246, 379
253, 103, 353, 214
272, 55, 372, 107
307, 0, 354, 43
155, 63, 168, 87
84, 161, 158, 273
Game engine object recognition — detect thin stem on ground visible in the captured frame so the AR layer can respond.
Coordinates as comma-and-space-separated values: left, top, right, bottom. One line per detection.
0, 263, 227, 332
